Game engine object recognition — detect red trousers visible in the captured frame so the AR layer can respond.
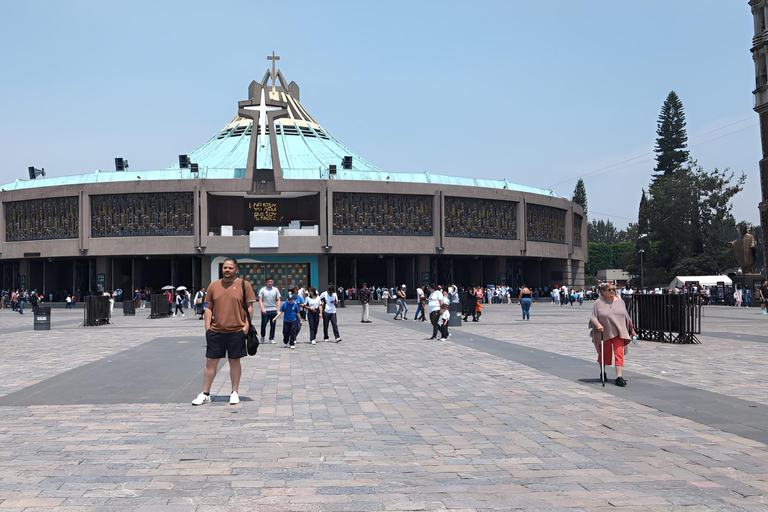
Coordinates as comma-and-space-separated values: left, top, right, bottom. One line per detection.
598, 336, 624, 367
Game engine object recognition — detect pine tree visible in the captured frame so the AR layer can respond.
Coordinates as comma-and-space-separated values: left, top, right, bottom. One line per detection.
637, 189, 649, 236
654, 91, 689, 176
571, 179, 588, 215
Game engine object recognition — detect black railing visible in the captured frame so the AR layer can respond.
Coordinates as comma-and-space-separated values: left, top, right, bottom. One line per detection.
150, 294, 170, 319
83, 296, 111, 326
631, 294, 701, 344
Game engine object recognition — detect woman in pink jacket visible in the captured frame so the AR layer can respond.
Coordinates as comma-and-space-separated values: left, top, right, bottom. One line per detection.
590, 282, 637, 387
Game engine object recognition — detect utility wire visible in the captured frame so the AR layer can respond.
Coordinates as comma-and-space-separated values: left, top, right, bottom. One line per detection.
548, 116, 757, 188
584, 123, 758, 181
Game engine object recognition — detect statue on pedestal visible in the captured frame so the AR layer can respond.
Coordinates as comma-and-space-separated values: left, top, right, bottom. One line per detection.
730, 223, 758, 275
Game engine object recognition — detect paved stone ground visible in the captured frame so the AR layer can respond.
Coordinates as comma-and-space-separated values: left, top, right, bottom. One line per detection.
1, 301, 768, 511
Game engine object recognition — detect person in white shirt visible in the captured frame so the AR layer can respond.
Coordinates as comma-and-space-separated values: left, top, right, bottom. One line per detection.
414, 285, 425, 320
304, 287, 322, 344
437, 303, 451, 340
427, 284, 443, 340
621, 284, 634, 314
258, 277, 281, 344
319, 284, 342, 342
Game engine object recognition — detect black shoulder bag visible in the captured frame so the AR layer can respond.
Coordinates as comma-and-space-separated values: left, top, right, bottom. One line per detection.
242, 279, 259, 355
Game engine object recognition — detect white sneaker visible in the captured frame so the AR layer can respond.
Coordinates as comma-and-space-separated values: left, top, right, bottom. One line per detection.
323, 338, 329, 343
270, 340, 277, 344
182, 313, 185, 316
311, 340, 316, 345
290, 345, 295, 349
335, 338, 342, 343
191, 393, 211, 406
229, 391, 239, 405
283, 343, 288, 348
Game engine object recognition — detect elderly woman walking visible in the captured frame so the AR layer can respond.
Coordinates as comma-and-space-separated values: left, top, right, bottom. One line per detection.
590, 282, 637, 387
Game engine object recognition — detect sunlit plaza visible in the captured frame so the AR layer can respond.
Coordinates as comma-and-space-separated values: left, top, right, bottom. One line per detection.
1, 303, 767, 510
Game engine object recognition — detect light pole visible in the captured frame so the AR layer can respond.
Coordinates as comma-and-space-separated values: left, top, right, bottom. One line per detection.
639, 249, 645, 291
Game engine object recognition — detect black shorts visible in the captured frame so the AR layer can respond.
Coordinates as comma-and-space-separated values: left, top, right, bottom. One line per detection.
205, 330, 246, 359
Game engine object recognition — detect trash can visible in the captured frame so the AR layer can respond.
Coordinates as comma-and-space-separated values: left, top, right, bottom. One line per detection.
386, 298, 398, 314
122, 300, 136, 316
34, 306, 51, 331
448, 302, 462, 327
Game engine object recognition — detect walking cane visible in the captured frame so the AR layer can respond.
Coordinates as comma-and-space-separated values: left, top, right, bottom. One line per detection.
600, 331, 605, 387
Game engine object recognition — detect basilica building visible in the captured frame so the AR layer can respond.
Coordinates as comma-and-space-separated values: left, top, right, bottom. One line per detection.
0, 57, 586, 298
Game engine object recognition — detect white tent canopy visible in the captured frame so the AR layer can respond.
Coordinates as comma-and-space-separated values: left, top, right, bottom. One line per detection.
669, 275, 732, 289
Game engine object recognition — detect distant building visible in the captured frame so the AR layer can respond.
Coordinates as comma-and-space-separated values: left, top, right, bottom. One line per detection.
596, 269, 631, 286
0, 57, 586, 297
750, 0, 768, 274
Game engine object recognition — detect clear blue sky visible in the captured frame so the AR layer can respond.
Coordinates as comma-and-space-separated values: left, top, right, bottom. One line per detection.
0, 1, 759, 229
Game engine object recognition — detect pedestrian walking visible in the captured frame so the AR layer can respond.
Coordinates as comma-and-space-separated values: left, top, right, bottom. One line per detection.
194, 287, 206, 318
192, 258, 256, 406
590, 282, 636, 387
287, 286, 304, 340
519, 284, 533, 320
427, 284, 443, 340
275, 292, 301, 349
437, 302, 451, 340
416, 285, 428, 321
359, 282, 372, 323
258, 277, 281, 343
320, 284, 342, 342
413, 285, 425, 320
394, 285, 408, 320
174, 292, 185, 316
304, 286, 321, 344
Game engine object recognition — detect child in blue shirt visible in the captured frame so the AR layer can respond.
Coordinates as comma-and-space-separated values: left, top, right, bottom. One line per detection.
275, 293, 301, 348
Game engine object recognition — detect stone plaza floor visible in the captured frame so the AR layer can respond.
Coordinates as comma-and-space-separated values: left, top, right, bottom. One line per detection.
1, 300, 768, 511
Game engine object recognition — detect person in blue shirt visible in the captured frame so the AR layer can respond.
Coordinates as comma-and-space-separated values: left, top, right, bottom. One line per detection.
275, 292, 301, 349
288, 286, 304, 340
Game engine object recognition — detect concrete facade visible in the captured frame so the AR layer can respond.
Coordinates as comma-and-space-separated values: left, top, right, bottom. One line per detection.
0, 65, 587, 297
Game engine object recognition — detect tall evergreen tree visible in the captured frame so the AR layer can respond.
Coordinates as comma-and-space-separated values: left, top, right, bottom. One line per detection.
571, 178, 588, 215
654, 91, 689, 176
637, 189, 649, 236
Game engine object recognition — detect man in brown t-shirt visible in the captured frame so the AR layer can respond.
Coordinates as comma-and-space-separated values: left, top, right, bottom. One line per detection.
192, 258, 256, 406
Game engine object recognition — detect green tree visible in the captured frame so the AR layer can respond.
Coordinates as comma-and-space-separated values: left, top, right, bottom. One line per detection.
647, 159, 745, 270
588, 219, 620, 244
572, 178, 588, 215
637, 190, 650, 236
654, 91, 689, 177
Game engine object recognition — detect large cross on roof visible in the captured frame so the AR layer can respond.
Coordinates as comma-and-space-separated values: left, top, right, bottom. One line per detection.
267, 51, 280, 92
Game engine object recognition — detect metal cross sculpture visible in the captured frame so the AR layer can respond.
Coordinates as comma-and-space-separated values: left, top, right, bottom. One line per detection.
267, 51, 280, 92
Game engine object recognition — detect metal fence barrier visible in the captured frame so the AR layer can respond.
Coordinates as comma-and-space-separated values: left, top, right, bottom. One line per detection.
84, 296, 111, 326
150, 294, 170, 319
122, 300, 135, 316
631, 294, 702, 344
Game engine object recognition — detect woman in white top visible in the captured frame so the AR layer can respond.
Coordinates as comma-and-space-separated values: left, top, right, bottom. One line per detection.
304, 287, 322, 345
320, 285, 342, 342
427, 284, 444, 340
